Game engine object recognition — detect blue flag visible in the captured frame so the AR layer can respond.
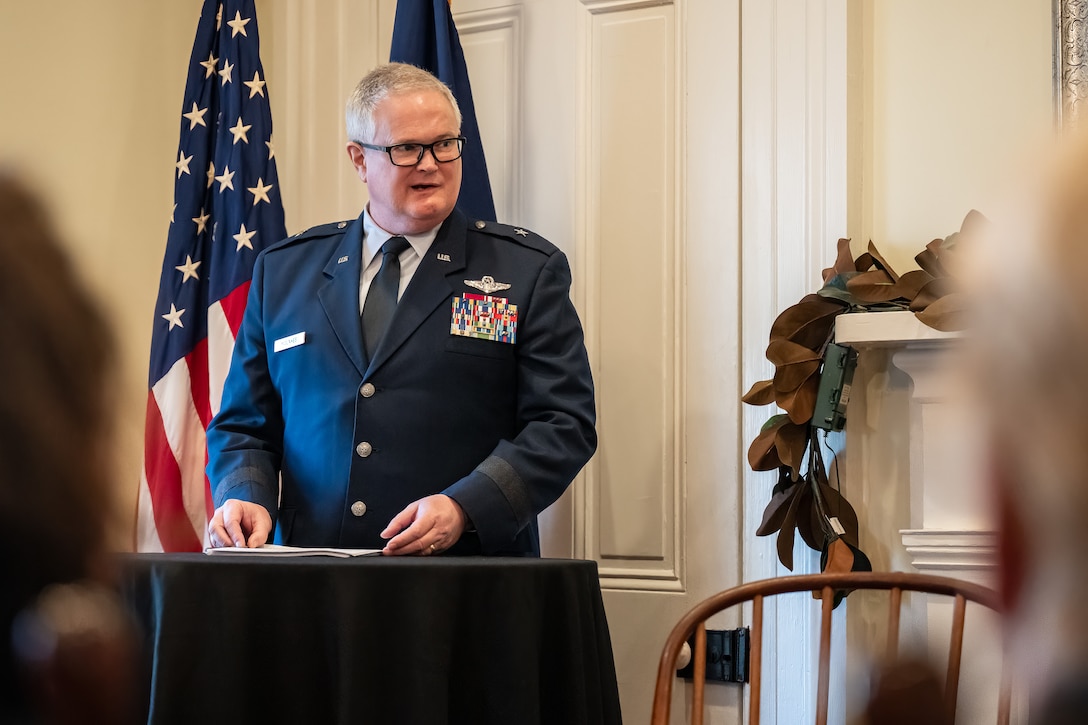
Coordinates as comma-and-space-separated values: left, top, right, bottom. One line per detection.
138, 0, 286, 552
390, 0, 497, 223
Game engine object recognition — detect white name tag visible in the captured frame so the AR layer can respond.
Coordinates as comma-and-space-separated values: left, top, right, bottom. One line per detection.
273, 331, 306, 352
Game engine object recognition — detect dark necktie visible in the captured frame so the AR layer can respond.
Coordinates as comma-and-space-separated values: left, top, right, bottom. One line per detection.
361, 236, 410, 360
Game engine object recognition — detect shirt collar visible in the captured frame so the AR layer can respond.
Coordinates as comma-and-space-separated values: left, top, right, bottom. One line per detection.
361, 208, 440, 267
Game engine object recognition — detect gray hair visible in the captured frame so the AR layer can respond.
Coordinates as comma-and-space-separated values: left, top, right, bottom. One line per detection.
345, 62, 462, 143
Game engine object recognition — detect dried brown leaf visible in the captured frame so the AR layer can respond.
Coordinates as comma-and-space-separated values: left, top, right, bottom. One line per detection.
742, 379, 776, 406
846, 269, 905, 303
914, 292, 969, 332
822, 238, 855, 282
748, 416, 787, 471
866, 241, 900, 281
766, 338, 822, 366
854, 252, 875, 272
959, 209, 988, 239
776, 481, 808, 571
756, 482, 801, 537
821, 537, 856, 575
770, 295, 845, 350
777, 373, 820, 424
895, 269, 936, 303
915, 248, 948, 279
813, 480, 861, 549
796, 483, 823, 552
774, 421, 810, 479
909, 276, 958, 312
772, 358, 821, 396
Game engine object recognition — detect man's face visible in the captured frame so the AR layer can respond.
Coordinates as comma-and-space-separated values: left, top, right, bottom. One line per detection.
348, 89, 462, 236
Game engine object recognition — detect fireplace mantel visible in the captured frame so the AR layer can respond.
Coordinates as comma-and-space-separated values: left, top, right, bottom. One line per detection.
835, 310, 995, 584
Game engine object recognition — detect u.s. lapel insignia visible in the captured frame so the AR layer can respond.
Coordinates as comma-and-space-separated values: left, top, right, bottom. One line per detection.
464, 275, 512, 294
437, 253, 451, 262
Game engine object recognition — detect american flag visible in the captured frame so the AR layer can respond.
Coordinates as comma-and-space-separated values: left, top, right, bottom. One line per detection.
390, 0, 496, 222
136, 0, 285, 552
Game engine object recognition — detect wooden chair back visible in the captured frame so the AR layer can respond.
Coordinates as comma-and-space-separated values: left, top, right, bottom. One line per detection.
650, 571, 1011, 725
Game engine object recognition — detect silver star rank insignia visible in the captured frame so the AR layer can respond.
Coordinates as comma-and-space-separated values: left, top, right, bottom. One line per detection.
465, 275, 512, 294
514, 228, 529, 237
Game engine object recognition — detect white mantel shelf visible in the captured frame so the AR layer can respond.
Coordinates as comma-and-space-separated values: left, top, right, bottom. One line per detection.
835, 309, 960, 347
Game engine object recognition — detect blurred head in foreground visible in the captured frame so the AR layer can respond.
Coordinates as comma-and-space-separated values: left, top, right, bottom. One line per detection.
970, 131, 1088, 719
0, 173, 134, 723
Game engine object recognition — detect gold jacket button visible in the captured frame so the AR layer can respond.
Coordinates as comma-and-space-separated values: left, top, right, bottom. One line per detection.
475, 220, 486, 229
360, 382, 376, 398
350, 501, 367, 517
356, 441, 372, 457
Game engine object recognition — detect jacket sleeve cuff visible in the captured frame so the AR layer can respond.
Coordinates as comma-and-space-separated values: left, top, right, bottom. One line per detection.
444, 455, 531, 553
212, 465, 278, 522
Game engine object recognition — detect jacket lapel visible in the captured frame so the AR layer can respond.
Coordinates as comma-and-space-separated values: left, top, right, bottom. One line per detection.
318, 216, 368, 378
365, 211, 467, 377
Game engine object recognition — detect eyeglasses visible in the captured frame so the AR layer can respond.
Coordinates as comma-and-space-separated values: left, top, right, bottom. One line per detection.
356, 137, 466, 167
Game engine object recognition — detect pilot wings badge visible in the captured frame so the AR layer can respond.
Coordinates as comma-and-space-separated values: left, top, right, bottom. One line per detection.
464, 275, 512, 294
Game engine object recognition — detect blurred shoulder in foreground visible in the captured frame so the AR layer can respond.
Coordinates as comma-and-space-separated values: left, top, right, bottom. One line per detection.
0, 173, 138, 724
968, 131, 1088, 724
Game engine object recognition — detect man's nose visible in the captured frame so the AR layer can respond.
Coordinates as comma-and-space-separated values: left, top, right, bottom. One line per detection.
415, 148, 440, 170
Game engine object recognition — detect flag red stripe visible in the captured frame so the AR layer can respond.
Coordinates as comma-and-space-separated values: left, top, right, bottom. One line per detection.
143, 391, 203, 552
188, 336, 212, 429
220, 281, 251, 337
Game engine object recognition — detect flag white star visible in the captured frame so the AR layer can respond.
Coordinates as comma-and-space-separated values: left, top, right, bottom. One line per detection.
227, 11, 251, 37
175, 255, 202, 282
192, 209, 210, 234
171, 203, 177, 223
215, 165, 235, 192
234, 224, 257, 251
219, 59, 234, 85
247, 178, 273, 206
266, 138, 275, 160
216, 4, 223, 30
206, 161, 216, 188
229, 117, 252, 144
183, 102, 208, 130
176, 150, 193, 178
199, 52, 218, 79
244, 70, 266, 99
162, 303, 186, 330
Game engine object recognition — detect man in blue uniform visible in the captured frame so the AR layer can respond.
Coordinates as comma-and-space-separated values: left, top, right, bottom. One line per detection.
205, 63, 596, 556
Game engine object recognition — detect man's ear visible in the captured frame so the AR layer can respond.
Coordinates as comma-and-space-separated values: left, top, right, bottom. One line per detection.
993, 461, 1029, 615
346, 143, 367, 182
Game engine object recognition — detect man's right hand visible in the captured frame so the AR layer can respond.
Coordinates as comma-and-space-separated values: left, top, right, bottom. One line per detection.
207, 499, 272, 548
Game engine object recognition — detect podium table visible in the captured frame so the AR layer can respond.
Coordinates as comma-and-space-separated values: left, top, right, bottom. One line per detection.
118, 554, 622, 725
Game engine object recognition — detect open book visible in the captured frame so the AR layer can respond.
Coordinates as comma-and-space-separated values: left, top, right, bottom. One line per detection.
204, 544, 383, 558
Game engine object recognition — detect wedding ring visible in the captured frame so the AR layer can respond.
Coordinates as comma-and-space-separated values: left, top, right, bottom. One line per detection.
429, 544, 437, 555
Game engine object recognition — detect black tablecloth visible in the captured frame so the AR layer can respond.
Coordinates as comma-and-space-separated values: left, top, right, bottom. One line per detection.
118, 554, 622, 725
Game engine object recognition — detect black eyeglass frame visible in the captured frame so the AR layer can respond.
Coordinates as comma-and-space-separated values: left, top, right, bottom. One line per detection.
355, 136, 467, 167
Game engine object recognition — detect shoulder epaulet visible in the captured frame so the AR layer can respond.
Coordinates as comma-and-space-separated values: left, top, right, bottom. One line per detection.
268, 220, 353, 252
467, 219, 558, 256
292, 220, 353, 240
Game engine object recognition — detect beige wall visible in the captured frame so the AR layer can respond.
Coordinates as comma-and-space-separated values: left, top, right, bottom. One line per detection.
850, 0, 1054, 273
0, 1, 202, 547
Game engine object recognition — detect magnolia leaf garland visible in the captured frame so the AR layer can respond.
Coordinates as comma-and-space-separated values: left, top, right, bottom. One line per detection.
745, 212, 982, 580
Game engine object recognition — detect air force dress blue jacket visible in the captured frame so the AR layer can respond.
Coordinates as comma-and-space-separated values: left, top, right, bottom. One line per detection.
206, 209, 596, 555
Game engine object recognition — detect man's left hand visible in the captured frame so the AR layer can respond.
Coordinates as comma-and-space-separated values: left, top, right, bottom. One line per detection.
380, 494, 467, 556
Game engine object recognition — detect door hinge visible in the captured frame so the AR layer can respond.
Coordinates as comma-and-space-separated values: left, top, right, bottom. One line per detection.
676, 627, 750, 684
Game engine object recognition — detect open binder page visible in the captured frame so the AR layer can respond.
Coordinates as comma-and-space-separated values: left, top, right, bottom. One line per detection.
204, 544, 383, 558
